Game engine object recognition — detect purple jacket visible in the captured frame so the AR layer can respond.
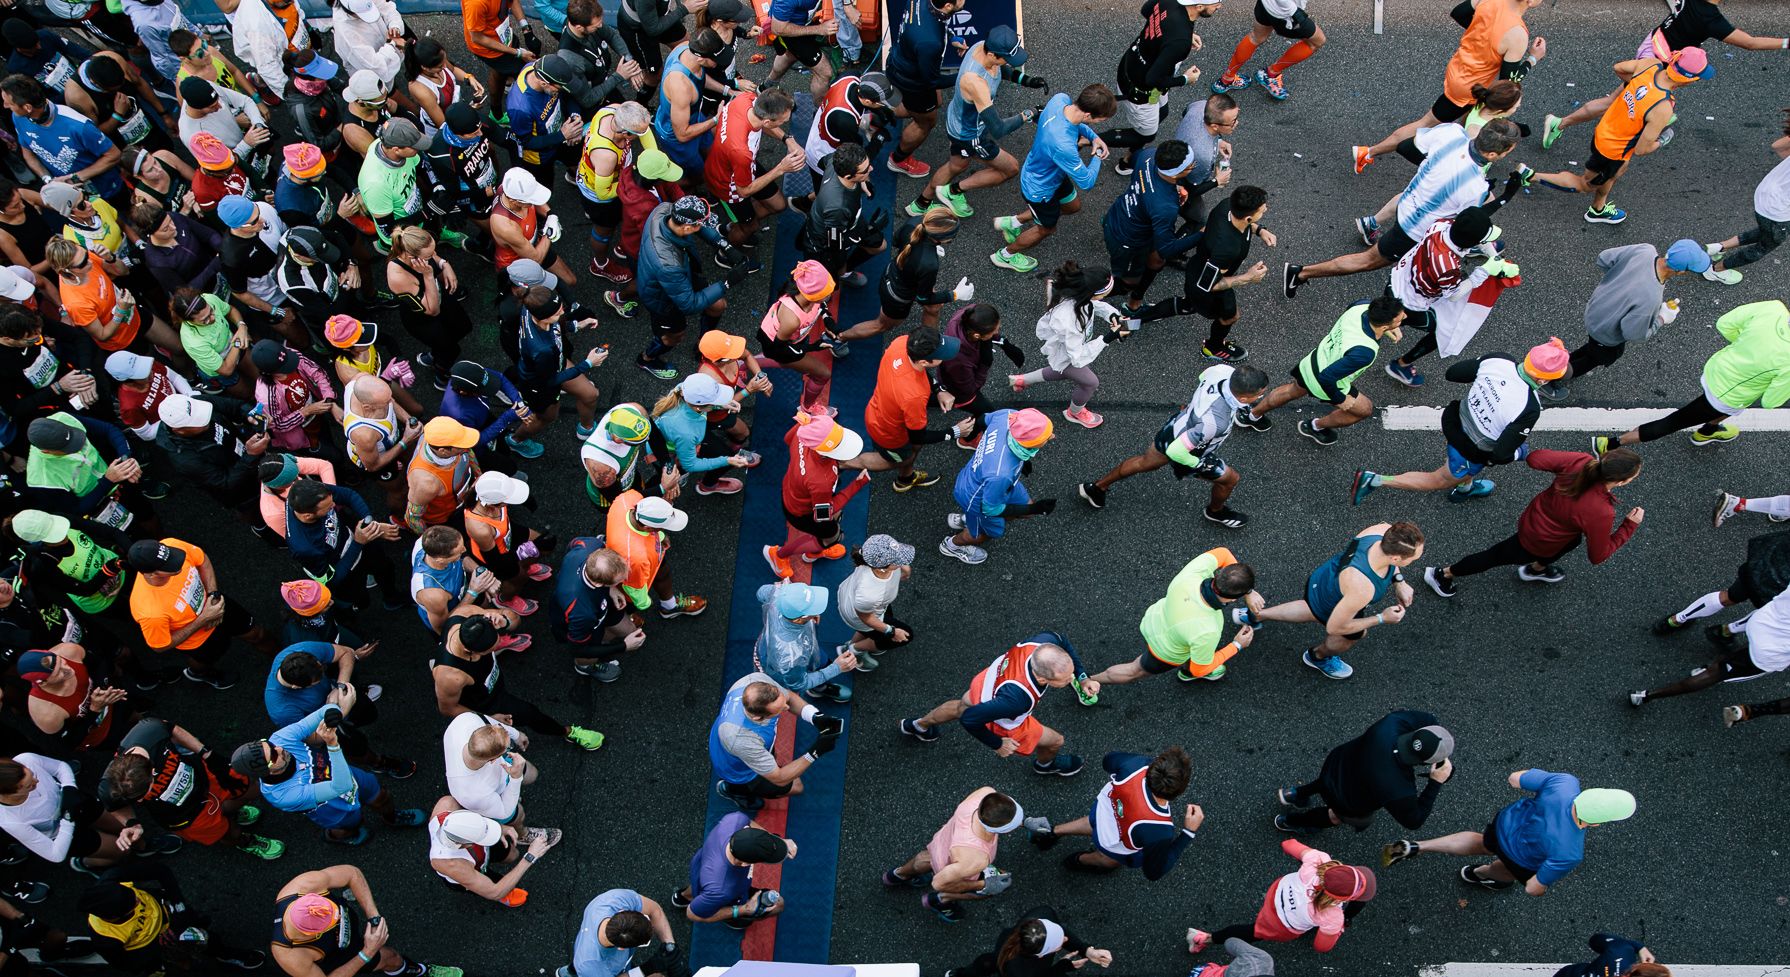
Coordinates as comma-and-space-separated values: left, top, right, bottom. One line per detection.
940, 307, 994, 400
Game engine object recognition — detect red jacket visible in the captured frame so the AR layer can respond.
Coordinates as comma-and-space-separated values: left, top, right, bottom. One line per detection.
616, 155, 685, 260
1514, 449, 1637, 564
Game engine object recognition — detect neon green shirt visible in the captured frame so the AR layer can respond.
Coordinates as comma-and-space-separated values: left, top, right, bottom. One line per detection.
1137, 548, 1235, 666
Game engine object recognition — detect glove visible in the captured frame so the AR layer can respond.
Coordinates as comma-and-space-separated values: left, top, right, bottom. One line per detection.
980, 866, 1014, 895
58, 785, 83, 820
952, 276, 975, 302
1018, 72, 1047, 89
1020, 460, 1033, 476
204, 749, 237, 785
1499, 171, 1526, 202
725, 264, 752, 286
1655, 301, 1681, 326
811, 714, 844, 736
998, 336, 1025, 367
517, 540, 540, 560
1481, 257, 1520, 278
804, 734, 839, 761
1034, 498, 1057, 516
542, 214, 563, 242
381, 358, 417, 388
864, 209, 889, 234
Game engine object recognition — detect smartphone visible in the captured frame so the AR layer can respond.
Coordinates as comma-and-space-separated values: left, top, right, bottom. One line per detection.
812, 503, 833, 522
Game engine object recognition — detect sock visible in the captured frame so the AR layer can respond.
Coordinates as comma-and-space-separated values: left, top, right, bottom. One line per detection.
891, 148, 911, 163
1751, 698, 1790, 717
946, 182, 962, 196
1268, 40, 1317, 76
1367, 473, 1386, 487
1672, 591, 1728, 625
1730, 611, 1754, 634
1225, 35, 1259, 77
659, 597, 678, 610
913, 191, 934, 208
1745, 495, 1790, 519
642, 337, 671, 362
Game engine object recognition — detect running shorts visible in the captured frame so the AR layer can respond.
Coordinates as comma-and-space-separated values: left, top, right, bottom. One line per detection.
1113, 96, 1167, 137
1445, 443, 1487, 479
896, 82, 941, 115
1585, 147, 1625, 186
984, 714, 1043, 755
963, 482, 1027, 539
1086, 793, 1149, 866
784, 506, 844, 547
1184, 286, 1239, 324
875, 440, 918, 464
1142, 641, 1190, 672
949, 133, 1002, 161
176, 778, 249, 846
581, 195, 623, 229
1154, 421, 1229, 481
759, 335, 812, 364
1025, 177, 1078, 228
1290, 362, 1351, 407
1374, 222, 1420, 263
1301, 570, 1365, 640
1428, 92, 1473, 125
649, 304, 690, 337
473, 50, 528, 80
722, 774, 795, 799
775, 34, 829, 68
879, 275, 921, 321
1107, 235, 1151, 282
1480, 817, 1540, 882
1713, 650, 1771, 683
306, 765, 382, 830
1254, 0, 1318, 39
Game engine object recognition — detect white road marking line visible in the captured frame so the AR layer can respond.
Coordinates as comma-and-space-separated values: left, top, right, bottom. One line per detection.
1382, 406, 1790, 433
1422, 965, 1790, 977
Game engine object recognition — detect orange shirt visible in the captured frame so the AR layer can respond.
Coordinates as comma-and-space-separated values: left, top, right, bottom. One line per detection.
272, 1, 303, 50
1593, 64, 1672, 162
128, 540, 213, 651
604, 490, 667, 600
864, 335, 933, 449
1443, 0, 1524, 108
61, 267, 141, 352
463, 0, 513, 58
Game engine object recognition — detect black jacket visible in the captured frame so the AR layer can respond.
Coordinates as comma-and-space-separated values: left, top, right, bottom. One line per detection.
153, 399, 263, 508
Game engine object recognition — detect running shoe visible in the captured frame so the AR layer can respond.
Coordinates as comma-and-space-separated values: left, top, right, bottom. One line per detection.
1272, 814, 1301, 833
956, 434, 979, 449
576, 421, 599, 439
1178, 664, 1226, 681
990, 249, 1037, 273
1447, 478, 1495, 502
1232, 406, 1271, 431
574, 660, 623, 682
1186, 928, 1213, 953
637, 356, 680, 380
1627, 690, 1648, 707
1063, 405, 1104, 428
900, 717, 941, 742
1705, 623, 1743, 654
1540, 113, 1565, 150
1350, 469, 1378, 506
214, 947, 270, 970
589, 256, 634, 284
68, 857, 99, 876
840, 271, 868, 288
923, 891, 964, 922
1282, 263, 1303, 299
1112, 157, 1135, 177
1650, 615, 1686, 636
659, 594, 708, 618
1590, 435, 1616, 455
1584, 204, 1627, 225
893, 470, 940, 492
1723, 704, 1750, 727
1384, 360, 1424, 386
236, 805, 262, 826
496, 633, 533, 653
1201, 340, 1248, 362
237, 833, 285, 859
496, 594, 539, 616
526, 563, 554, 581
1211, 72, 1250, 94
1255, 69, 1288, 100
904, 197, 932, 218
2, 881, 46, 904
1381, 839, 1420, 866
1423, 566, 1457, 598
1537, 380, 1570, 403
809, 682, 852, 703
802, 543, 848, 562
850, 645, 881, 672
388, 808, 428, 828
183, 667, 236, 690
325, 826, 373, 846
696, 477, 744, 495
1077, 482, 1107, 509
1354, 216, 1380, 246
1008, 373, 1028, 392
936, 183, 974, 217
1277, 785, 1311, 808
1690, 424, 1739, 445
882, 866, 927, 887
1516, 564, 1566, 584
763, 545, 795, 579
1062, 851, 1117, 872
993, 215, 1024, 244
1350, 146, 1373, 174
947, 513, 967, 531
1703, 266, 1743, 285
603, 290, 639, 317
1231, 607, 1261, 627
1203, 506, 1248, 528
1713, 491, 1741, 528
499, 889, 529, 908
1302, 649, 1353, 680
888, 155, 931, 178
672, 887, 693, 909
1459, 865, 1511, 890
1024, 816, 1059, 848
939, 536, 988, 564
1298, 419, 1337, 446
1032, 752, 1084, 777
565, 726, 605, 750
715, 779, 766, 812
505, 434, 546, 458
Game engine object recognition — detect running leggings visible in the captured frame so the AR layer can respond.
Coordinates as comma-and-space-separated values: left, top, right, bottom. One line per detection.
1019, 366, 1099, 408
1724, 213, 1790, 271
1396, 330, 1439, 366
1136, 295, 1234, 347
1568, 338, 1624, 380
483, 690, 569, 738
1449, 534, 1579, 577
1742, 696, 1790, 717
1634, 395, 1729, 443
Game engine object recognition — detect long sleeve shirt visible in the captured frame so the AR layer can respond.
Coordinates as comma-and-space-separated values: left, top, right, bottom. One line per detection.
142, 215, 224, 295
284, 483, 374, 583
958, 632, 1085, 748
260, 705, 356, 813
654, 403, 732, 475
230, 0, 309, 98
1103, 148, 1201, 258
1513, 450, 1637, 564
0, 754, 80, 862
1315, 710, 1444, 828
1019, 93, 1101, 202
1036, 298, 1120, 371
331, 1, 406, 83
1100, 751, 1197, 881
885, 0, 951, 92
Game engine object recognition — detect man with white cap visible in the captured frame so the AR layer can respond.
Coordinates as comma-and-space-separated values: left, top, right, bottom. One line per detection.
605, 489, 704, 619
358, 117, 428, 250
493, 166, 579, 287
754, 581, 855, 703
465, 471, 555, 606
708, 671, 843, 812
154, 393, 270, 514
1382, 767, 1635, 896
106, 349, 193, 443
406, 416, 481, 536
428, 797, 560, 908
1278, 711, 1456, 834
883, 786, 1024, 922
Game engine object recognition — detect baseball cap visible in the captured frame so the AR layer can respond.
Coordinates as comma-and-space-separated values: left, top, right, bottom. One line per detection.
217, 195, 258, 229
280, 578, 332, 616
449, 360, 498, 395
126, 539, 187, 574
707, 0, 755, 23
445, 103, 483, 137
669, 196, 714, 227
1573, 788, 1636, 825
157, 394, 215, 429
250, 340, 299, 375
474, 470, 531, 506
534, 52, 575, 87
1394, 725, 1454, 766
285, 225, 341, 264
325, 314, 376, 349
552, 50, 595, 101
506, 257, 559, 291
1008, 408, 1054, 448
283, 142, 328, 179
339, 0, 381, 22
776, 581, 828, 618
441, 810, 503, 847
856, 72, 901, 109
1522, 337, 1570, 382
1, 19, 37, 48
633, 496, 689, 532
795, 414, 863, 461
0, 265, 32, 302
344, 69, 388, 103
986, 25, 1027, 67
677, 372, 734, 408
501, 167, 551, 206
39, 182, 83, 217
457, 615, 500, 652
178, 75, 218, 109
104, 350, 155, 382
861, 534, 915, 569
636, 148, 684, 183
728, 827, 789, 863
379, 117, 423, 149
15, 651, 58, 683
908, 329, 961, 362
1666, 45, 1713, 83
26, 417, 86, 453
1321, 864, 1377, 902
11, 509, 69, 545
423, 416, 479, 449
188, 132, 234, 170
699, 330, 747, 361
603, 404, 651, 443
1665, 238, 1712, 274
291, 49, 340, 82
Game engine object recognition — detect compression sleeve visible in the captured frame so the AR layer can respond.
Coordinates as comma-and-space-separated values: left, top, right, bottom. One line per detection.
1395, 137, 1426, 165
980, 105, 1028, 140
1135, 824, 1196, 881
1450, 0, 1474, 29
1500, 59, 1532, 83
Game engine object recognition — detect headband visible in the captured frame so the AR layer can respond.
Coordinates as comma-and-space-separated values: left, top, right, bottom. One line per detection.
131, 152, 149, 177
979, 800, 1025, 835
1158, 154, 1195, 178
1037, 919, 1066, 957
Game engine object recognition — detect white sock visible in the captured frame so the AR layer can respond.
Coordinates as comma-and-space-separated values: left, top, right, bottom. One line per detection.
1673, 591, 1728, 624
1744, 495, 1790, 519
659, 597, 678, 610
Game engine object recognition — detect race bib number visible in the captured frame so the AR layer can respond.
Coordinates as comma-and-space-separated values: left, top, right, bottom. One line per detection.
93, 497, 134, 531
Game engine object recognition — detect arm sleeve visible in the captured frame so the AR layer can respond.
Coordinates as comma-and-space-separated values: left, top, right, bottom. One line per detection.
1383, 779, 1443, 830
958, 686, 1031, 747
979, 105, 1029, 140
1486, 398, 1539, 464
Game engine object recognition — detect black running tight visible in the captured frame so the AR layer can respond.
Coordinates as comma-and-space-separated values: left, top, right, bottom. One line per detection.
1634, 396, 1729, 444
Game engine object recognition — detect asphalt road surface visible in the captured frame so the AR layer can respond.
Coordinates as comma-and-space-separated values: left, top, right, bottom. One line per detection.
32, 1, 1790, 975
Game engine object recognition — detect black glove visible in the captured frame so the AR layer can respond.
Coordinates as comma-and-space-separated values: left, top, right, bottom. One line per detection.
864, 209, 890, 234
725, 264, 752, 286
58, 786, 83, 820
812, 714, 844, 736
1500, 171, 1526, 202
203, 748, 237, 785
806, 733, 839, 759
1020, 460, 1033, 476
997, 337, 1025, 367
1018, 72, 1047, 89
1036, 498, 1057, 515
520, 25, 545, 55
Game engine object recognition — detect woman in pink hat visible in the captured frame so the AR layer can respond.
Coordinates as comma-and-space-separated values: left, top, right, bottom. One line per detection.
758, 259, 842, 411
1187, 838, 1377, 954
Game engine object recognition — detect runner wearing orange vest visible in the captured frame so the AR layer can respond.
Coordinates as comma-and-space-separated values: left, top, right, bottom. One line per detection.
898, 632, 1096, 777
406, 418, 481, 535
465, 471, 554, 615
1023, 746, 1207, 880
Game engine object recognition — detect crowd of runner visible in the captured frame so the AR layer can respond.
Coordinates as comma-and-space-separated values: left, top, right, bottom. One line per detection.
0, 0, 1779, 973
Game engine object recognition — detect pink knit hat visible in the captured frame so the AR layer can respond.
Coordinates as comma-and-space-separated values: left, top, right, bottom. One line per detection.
791, 260, 834, 302
1007, 408, 1054, 448
1523, 337, 1570, 382
283, 894, 340, 934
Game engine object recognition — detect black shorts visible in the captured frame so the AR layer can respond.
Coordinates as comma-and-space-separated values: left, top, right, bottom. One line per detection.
896, 82, 940, 115
1139, 650, 1183, 675
879, 275, 920, 321
619, 22, 686, 68
1292, 363, 1351, 407
517, 381, 561, 412
188, 595, 257, 664
648, 305, 690, 337
1480, 817, 1539, 882
949, 133, 1001, 161
473, 50, 528, 81
581, 195, 623, 229
858, 609, 914, 650
1428, 92, 1472, 125
1025, 178, 1077, 229
1374, 221, 1420, 262
1585, 147, 1626, 186
1710, 650, 1770, 683
723, 774, 794, 799
760, 335, 811, 364
783, 505, 843, 547
776, 34, 829, 68
1183, 286, 1238, 323
1254, 0, 1318, 39
875, 440, 918, 464
1153, 420, 1229, 481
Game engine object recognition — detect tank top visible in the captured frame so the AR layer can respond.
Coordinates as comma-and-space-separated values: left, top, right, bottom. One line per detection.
1443, 0, 1523, 107
76, 63, 153, 147
652, 45, 710, 149
804, 76, 859, 166
1298, 303, 1381, 398
433, 625, 501, 707
964, 642, 1044, 731
758, 295, 826, 345
335, 343, 383, 380
0, 205, 53, 262
342, 375, 399, 470
926, 788, 1000, 873
1099, 764, 1175, 854
29, 657, 113, 749
1593, 64, 1672, 162
414, 68, 459, 136
577, 107, 627, 202
946, 44, 1001, 141
409, 443, 472, 528
271, 893, 364, 974
1305, 534, 1393, 619
465, 505, 513, 562
491, 199, 538, 271
410, 538, 469, 631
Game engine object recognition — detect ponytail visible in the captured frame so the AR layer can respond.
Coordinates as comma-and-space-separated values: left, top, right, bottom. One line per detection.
897, 205, 959, 270
1471, 80, 1523, 114
648, 388, 683, 419
995, 920, 1047, 974
1559, 448, 1641, 498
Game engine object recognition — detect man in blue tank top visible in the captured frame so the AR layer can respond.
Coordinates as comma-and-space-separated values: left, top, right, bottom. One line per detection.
1253, 521, 1423, 680
708, 672, 844, 811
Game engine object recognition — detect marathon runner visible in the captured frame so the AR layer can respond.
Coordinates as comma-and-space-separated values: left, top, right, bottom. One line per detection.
899, 632, 1096, 775
941, 407, 1057, 566
1210, 0, 1326, 102
1102, 141, 1204, 317
1130, 185, 1275, 363
882, 786, 1024, 922
910, 26, 1042, 220
1379, 208, 1518, 387
1632, 580, 1790, 709
1712, 489, 1790, 529
1702, 119, 1790, 286
1102, 0, 1215, 173
1234, 297, 1406, 446
1024, 746, 1204, 877
1254, 522, 1423, 680
1548, 240, 1704, 398
1083, 547, 1263, 690
991, 85, 1116, 274
883, 0, 967, 178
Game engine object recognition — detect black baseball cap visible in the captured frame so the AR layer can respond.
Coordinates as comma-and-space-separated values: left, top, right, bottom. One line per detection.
26, 417, 85, 454
445, 103, 482, 137
127, 539, 187, 574
1395, 725, 1455, 766
179, 75, 219, 109
284, 226, 341, 265
448, 360, 498, 395
250, 340, 300, 374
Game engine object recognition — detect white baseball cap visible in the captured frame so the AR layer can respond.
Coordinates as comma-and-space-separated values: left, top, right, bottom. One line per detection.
440, 810, 502, 846
104, 350, 155, 382
633, 496, 689, 532
339, 0, 382, 21
0, 266, 33, 302
473, 471, 531, 506
157, 394, 213, 429
500, 167, 551, 206
677, 372, 734, 408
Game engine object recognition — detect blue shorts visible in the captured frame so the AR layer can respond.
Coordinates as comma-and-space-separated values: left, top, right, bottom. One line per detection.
1445, 444, 1487, 479
660, 131, 712, 173
962, 482, 1029, 539
1087, 794, 1147, 868
305, 765, 380, 830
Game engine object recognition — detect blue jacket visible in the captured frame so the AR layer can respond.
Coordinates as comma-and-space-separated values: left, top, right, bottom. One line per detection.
1103, 146, 1200, 258
1020, 93, 1101, 203
637, 202, 726, 315
953, 409, 1028, 517
441, 379, 525, 448
283, 483, 373, 584
886, 0, 950, 92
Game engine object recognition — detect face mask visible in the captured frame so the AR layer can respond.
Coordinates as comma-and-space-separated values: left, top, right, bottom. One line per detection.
1008, 437, 1041, 462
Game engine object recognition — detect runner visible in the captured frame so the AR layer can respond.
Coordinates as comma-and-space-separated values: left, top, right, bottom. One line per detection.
575, 100, 651, 283
1548, 241, 1703, 397
706, 87, 804, 251
802, 72, 900, 177
899, 632, 1095, 775
1277, 713, 1454, 834
1702, 118, 1790, 285
1234, 297, 1406, 445
1630, 582, 1790, 709
1351, 0, 1544, 173
1516, 47, 1711, 225
1085, 548, 1262, 690
799, 143, 888, 287
1169, 94, 1241, 227
1103, 141, 1204, 319
754, 580, 857, 701
765, 412, 889, 578
882, 785, 1024, 922
1025, 746, 1204, 877
428, 801, 559, 907
708, 670, 843, 811
650, 32, 721, 177
229, 703, 427, 845
672, 815, 796, 927
637, 197, 747, 380
1424, 449, 1642, 597
1380, 769, 1634, 895
1011, 261, 1131, 428
1352, 340, 1564, 505
1210, 0, 1326, 102
99, 716, 284, 859
1378, 207, 1519, 386
992, 85, 1116, 273
840, 205, 970, 341
1103, 0, 1215, 172
1186, 839, 1376, 952
941, 407, 1057, 565
911, 26, 1041, 220
1129, 185, 1275, 363
1355, 81, 1522, 243
944, 909, 1119, 975
270, 865, 460, 977
865, 328, 971, 492
1078, 364, 1269, 526
758, 260, 841, 411
1253, 522, 1423, 680
1591, 300, 1790, 452
883, 0, 967, 177
606, 489, 706, 620
764, 0, 840, 103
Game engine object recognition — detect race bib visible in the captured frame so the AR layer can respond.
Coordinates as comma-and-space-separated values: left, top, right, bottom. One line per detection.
115, 98, 152, 145
93, 497, 134, 531
41, 56, 74, 91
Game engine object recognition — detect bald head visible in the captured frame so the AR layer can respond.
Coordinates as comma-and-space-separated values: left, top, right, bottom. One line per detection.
350, 376, 392, 410
1030, 644, 1075, 685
